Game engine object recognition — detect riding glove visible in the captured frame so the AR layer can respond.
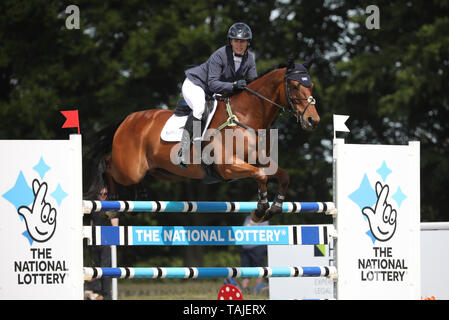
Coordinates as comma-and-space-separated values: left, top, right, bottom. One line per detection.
233, 79, 247, 91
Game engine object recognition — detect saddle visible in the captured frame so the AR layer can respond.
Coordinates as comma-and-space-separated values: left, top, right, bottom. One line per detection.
161, 97, 225, 184
161, 97, 217, 142
174, 97, 214, 129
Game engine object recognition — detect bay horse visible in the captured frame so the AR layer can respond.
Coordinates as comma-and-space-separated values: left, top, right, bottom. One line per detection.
98, 57, 320, 222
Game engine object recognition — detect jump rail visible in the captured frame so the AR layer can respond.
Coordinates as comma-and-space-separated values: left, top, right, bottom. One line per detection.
84, 266, 338, 280
83, 200, 337, 215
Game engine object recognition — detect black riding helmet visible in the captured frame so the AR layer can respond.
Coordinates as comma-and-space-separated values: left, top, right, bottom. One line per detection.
227, 22, 252, 41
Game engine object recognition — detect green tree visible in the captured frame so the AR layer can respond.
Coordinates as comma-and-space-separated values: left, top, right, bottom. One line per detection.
325, 0, 449, 221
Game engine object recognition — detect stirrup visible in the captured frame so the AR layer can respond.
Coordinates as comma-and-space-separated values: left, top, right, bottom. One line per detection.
177, 132, 191, 168
177, 143, 189, 168
176, 113, 200, 169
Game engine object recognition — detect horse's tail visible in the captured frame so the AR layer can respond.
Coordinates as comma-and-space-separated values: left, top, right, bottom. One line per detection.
84, 117, 125, 162
83, 117, 125, 198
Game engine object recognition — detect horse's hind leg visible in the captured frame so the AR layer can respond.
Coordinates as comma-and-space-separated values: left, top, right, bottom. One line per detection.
104, 156, 119, 200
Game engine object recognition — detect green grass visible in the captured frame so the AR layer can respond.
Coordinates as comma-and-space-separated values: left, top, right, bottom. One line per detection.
117, 279, 269, 300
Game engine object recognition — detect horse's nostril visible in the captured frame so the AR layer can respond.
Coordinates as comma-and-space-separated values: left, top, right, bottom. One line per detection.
308, 117, 315, 126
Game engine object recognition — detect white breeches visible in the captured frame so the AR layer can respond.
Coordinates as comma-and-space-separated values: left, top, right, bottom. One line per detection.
182, 78, 205, 120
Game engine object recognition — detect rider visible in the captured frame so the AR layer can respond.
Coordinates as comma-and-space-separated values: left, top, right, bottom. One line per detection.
177, 22, 258, 168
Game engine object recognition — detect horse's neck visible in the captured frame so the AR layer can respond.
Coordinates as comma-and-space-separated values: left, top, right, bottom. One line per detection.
231, 70, 285, 130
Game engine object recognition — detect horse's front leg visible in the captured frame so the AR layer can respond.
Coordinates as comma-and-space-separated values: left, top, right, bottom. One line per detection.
251, 180, 270, 223
264, 166, 290, 220
214, 161, 269, 223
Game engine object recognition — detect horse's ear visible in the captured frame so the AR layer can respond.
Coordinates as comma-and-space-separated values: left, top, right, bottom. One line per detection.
287, 54, 296, 70
303, 56, 314, 70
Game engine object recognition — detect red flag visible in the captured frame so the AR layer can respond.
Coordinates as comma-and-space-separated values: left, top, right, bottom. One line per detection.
61, 110, 80, 134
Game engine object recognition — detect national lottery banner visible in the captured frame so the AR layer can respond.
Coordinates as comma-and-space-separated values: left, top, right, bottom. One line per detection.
85, 225, 331, 246
0, 135, 83, 300
334, 139, 421, 300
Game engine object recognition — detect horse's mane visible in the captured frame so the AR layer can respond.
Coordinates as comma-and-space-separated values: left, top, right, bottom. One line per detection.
249, 53, 310, 84
258, 64, 287, 78
249, 63, 287, 83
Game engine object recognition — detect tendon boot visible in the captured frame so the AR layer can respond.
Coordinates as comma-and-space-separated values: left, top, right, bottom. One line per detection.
177, 113, 201, 168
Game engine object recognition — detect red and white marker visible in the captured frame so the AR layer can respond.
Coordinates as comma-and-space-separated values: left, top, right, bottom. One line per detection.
217, 284, 243, 300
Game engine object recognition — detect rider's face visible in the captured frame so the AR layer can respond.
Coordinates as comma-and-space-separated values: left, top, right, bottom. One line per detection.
230, 39, 249, 55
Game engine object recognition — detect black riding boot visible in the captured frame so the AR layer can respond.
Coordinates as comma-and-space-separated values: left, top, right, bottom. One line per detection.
177, 113, 201, 168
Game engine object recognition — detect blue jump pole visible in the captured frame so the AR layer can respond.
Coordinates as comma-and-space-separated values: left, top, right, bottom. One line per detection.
84, 266, 338, 279
83, 200, 336, 215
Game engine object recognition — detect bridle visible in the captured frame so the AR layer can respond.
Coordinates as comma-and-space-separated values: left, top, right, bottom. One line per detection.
284, 70, 316, 120
212, 68, 317, 137
244, 69, 316, 123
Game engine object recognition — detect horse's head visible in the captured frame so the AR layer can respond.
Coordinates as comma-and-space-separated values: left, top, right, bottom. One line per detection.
284, 57, 320, 131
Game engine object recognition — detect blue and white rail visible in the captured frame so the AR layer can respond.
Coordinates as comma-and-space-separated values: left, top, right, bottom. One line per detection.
82, 200, 336, 215
84, 266, 338, 280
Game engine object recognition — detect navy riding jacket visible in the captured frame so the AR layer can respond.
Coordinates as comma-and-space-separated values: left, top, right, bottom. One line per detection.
185, 45, 257, 96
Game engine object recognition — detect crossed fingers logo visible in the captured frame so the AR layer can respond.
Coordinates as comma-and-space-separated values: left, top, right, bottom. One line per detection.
362, 182, 397, 242
18, 179, 57, 243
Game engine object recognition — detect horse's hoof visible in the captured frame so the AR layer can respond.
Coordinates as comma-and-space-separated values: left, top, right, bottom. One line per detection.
263, 204, 282, 221
250, 209, 265, 223
250, 201, 269, 223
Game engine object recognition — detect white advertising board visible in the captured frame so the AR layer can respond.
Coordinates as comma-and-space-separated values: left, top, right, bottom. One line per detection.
268, 241, 334, 300
334, 139, 421, 299
0, 135, 83, 299
420, 223, 449, 300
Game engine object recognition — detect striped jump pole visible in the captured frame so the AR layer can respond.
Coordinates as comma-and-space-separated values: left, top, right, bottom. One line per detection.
84, 266, 338, 280
84, 225, 334, 246
83, 200, 337, 215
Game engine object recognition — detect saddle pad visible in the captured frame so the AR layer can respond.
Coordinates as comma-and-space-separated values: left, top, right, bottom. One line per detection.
160, 100, 217, 142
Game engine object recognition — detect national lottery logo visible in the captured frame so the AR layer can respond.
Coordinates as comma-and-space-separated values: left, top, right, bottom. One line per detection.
18, 179, 57, 243
2, 156, 68, 245
348, 160, 407, 243
362, 181, 397, 242
1, 156, 70, 286
348, 160, 410, 282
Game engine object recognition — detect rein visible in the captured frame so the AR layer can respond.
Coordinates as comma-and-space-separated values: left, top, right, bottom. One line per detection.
244, 87, 289, 113
212, 69, 316, 136
244, 70, 316, 123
